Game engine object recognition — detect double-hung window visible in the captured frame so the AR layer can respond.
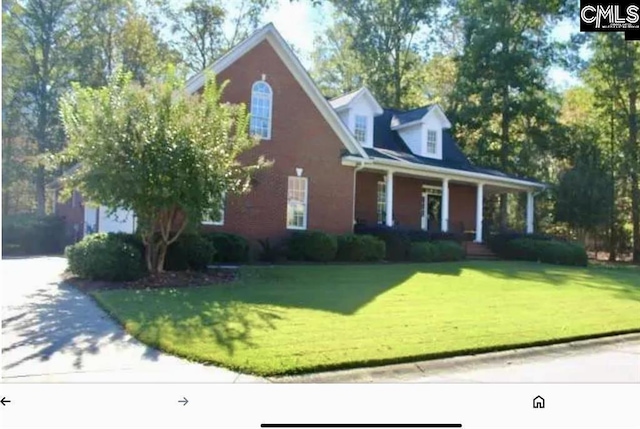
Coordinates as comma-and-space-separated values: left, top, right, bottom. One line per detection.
354, 115, 367, 143
426, 130, 437, 155
202, 195, 225, 226
287, 176, 308, 229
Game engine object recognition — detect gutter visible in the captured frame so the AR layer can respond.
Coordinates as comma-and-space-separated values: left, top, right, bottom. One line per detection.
343, 155, 545, 190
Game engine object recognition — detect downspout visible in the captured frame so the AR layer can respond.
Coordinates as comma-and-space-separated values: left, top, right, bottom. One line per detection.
352, 161, 366, 230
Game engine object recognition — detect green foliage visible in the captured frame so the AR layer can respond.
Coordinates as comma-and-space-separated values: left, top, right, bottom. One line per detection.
410, 241, 465, 262
2, 214, 67, 256
287, 231, 338, 263
65, 233, 145, 281
367, 229, 411, 262
166, 0, 275, 73
555, 143, 613, 233
165, 233, 216, 271
336, 234, 386, 262
410, 242, 435, 262
503, 238, 588, 267
58, 69, 269, 272
205, 232, 250, 263
315, 0, 440, 108
257, 238, 287, 263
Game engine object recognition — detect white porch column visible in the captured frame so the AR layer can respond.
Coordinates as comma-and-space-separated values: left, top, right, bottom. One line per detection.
385, 170, 394, 227
475, 183, 484, 243
441, 178, 450, 232
526, 191, 534, 234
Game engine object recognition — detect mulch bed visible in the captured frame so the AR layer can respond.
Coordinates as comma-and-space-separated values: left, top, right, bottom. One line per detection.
63, 268, 239, 292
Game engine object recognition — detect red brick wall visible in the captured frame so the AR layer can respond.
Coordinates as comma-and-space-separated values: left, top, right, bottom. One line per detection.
354, 171, 382, 225
449, 183, 477, 232
202, 39, 355, 242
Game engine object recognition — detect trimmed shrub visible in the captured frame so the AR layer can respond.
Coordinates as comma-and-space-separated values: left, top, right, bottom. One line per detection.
432, 240, 465, 261
336, 234, 386, 262
258, 238, 287, 263
204, 232, 250, 263
287, 230, 338, 262
2, 214, 67, 256
354, 225, 410, 261
65, 233, 145, 281
486, 232, 556, 256
410, 242, 435, 262
165, 233, 216, 271
505, 238, 588, 267
410, 241, 465, 262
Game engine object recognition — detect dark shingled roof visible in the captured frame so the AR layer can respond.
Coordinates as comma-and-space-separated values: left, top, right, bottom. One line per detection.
366, 108, 542, 185
390, 105, 432, 127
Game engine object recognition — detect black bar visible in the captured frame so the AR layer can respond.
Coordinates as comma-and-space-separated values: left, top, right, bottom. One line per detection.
261, 424, 462, 428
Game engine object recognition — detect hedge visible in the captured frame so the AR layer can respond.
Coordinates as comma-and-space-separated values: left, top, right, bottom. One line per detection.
410, 241, 465, 262
287, 230, 338, 262
65, 233, 145, 281
165, 233, 216, 271
204, 232, 250, 263
336, 234, 386, 262
506, 238, 588, 267
2, 214, 67, 256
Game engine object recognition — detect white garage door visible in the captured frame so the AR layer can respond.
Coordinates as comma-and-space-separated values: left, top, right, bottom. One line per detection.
98, 206, 136, 234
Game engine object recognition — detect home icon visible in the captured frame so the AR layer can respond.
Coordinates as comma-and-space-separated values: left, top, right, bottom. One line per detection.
533, 396, 545, 409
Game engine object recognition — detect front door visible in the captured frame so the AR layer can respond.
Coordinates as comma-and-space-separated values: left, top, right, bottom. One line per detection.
421, 192, 442, 231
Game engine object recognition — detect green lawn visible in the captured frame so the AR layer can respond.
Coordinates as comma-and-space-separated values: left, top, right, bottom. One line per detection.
92, 261, 640, 376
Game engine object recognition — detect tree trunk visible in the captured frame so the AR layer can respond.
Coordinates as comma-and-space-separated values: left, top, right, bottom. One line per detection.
35, 165, 46, 215
499, 85, 510, 230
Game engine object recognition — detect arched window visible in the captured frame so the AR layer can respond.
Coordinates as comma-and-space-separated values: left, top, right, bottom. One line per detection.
250, 81, 272, 139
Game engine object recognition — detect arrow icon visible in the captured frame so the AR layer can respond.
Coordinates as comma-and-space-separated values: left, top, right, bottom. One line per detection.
1, 397, 11, 406
178, 397, 188, 406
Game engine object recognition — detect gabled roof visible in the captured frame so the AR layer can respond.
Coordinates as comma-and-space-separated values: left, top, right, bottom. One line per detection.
390, 104, 452, 129
390, 106, 433, 127
184, 23, 369, 159
329, 87, 384, 115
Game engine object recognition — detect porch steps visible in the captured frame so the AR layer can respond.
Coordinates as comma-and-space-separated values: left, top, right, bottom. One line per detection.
465, 242, 499, 260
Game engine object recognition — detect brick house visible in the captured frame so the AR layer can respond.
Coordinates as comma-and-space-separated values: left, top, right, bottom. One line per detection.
55, 23, 544, 246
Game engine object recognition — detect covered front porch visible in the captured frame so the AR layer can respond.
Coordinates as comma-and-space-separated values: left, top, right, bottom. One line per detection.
351, 165, 539, 243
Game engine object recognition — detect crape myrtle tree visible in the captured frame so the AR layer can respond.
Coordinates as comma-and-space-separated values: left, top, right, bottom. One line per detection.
58, 68, 270, 273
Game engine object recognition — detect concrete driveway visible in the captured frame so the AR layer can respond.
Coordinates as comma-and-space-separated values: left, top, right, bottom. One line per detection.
1, 257, 263, 382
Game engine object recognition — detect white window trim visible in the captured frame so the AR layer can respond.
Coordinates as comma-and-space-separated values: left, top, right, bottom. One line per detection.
202, 196, 225, 226
250, 80, 273, 140
287, 176, 308, 230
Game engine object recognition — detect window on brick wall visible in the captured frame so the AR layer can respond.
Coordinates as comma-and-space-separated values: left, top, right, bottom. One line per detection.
377, 181, 386, 224
287, 176, 308, 229
202, 195, 225, 226
250, 81, 272, 139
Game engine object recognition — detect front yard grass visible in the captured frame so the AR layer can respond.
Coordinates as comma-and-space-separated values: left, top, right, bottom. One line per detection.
91, 261, 640, 376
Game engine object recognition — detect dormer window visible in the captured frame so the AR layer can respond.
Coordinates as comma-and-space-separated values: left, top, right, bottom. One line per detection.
354, 115, 367, 143
250, 81, 272, 139
426, 130, 437, 155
